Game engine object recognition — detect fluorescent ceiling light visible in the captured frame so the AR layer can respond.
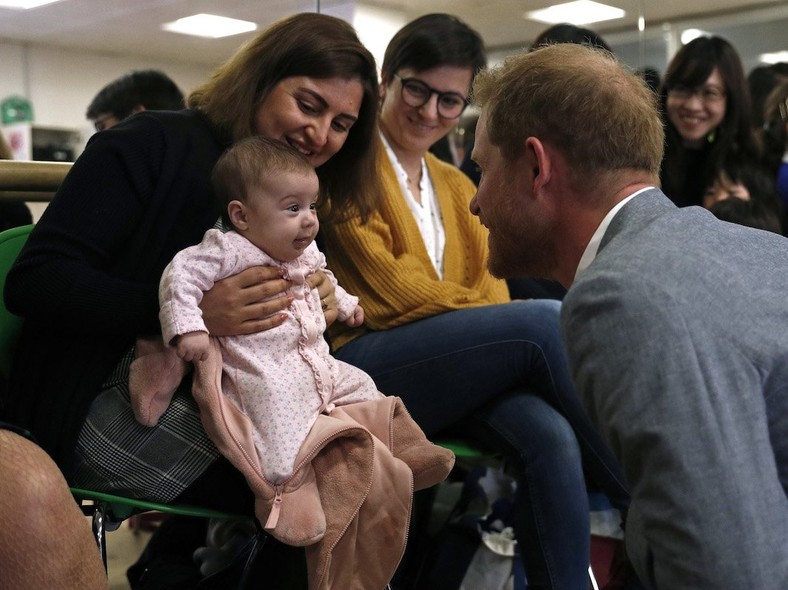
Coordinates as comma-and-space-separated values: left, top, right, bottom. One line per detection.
680, 28, 710, 44
524, 1, 625, 26
0, 0, 63, 8
760, 50, 788, 65
162, 13, 257, 39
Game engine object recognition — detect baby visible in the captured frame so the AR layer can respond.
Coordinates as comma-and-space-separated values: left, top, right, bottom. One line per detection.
159, 136, 382, 484
135, 136, 453, 553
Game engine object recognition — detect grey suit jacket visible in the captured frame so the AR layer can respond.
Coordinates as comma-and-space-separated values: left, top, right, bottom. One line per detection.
561, 189, 788, 590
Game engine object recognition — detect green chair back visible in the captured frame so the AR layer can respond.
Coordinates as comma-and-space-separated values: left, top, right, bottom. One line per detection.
0, 224, 33, 377
70, 487, 240, 522
435, 437, 488, 459
0, 224, 243, 531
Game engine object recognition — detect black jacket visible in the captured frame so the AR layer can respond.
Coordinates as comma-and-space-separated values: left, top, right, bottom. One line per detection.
3, 109, 227, 470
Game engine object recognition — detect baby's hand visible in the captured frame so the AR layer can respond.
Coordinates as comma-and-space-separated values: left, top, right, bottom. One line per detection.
345, 305, 364, 328
175, 331, 210, 362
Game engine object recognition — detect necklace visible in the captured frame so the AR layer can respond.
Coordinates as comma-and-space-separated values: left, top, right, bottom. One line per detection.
403, 161, 424, 188
379, 132, 424, 191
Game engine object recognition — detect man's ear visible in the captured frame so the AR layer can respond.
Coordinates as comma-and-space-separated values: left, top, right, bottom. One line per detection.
227, 200, 248, 230
524, 136, 552, 197
130, 104, 146, 114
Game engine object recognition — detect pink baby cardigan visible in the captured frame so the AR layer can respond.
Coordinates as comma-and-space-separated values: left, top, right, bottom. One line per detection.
158, 229, 381, 482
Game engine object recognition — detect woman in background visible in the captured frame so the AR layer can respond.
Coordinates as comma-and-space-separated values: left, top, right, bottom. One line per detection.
659, 35, 758, 207
761, 78, 788, 232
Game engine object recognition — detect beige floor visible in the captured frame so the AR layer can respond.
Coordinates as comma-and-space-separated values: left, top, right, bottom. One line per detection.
103, 517, 154, 590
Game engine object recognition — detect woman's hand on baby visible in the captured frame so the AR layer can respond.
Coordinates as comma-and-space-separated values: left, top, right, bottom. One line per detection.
201, 266, 292, 336
176, 331, 210, 362
345, 305, 365, 328
308, 270, 338, 326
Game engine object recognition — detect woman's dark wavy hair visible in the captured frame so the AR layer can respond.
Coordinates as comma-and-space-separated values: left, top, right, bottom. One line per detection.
381, 13, 486, 81
659, 36, 756, 200
187, 13, 380, 222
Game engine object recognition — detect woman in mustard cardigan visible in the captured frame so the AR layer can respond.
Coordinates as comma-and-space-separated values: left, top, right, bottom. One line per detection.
320, 14, 629, 590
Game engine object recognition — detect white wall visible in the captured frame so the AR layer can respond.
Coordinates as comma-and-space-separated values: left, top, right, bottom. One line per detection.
0, 40, 213, 149
351, 4, 406, 74
1, 41, 214, 221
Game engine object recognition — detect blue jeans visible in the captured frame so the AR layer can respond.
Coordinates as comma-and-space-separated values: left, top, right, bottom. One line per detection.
335, 300, 629, 590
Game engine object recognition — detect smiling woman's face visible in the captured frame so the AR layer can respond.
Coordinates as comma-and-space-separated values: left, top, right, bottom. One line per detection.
379, 65, 473, 158
666, 68, 727, 148
253, 76, 364, 169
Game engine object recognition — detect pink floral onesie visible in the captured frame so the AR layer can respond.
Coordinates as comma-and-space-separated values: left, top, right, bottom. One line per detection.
159, 228, 382, 483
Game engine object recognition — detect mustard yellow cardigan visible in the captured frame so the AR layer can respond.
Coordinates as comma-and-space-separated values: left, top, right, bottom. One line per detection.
323, 142, 509, 349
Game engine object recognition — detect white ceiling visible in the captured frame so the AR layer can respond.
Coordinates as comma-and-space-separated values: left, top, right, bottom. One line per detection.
0, 0, 784, 66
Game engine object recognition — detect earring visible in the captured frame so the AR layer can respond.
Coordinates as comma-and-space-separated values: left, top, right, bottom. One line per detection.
706, 129, 716, 144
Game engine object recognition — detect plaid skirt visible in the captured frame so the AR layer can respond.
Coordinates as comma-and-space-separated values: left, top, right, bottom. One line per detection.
70, 348, 220, 502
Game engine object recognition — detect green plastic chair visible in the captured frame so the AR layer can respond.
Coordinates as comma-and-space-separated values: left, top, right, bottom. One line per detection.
70, 488, 249, 569
0, 224, 261, 576
0, 224, 32, 378
435, 437, 488, 460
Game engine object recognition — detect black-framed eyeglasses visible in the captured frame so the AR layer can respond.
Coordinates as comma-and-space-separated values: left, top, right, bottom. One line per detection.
392, 73, 469, 119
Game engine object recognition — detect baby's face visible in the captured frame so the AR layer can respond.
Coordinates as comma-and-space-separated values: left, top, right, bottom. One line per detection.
240, 169, 320, 262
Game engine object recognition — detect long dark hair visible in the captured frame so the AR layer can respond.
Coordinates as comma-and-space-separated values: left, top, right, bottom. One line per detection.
659, 36, 756, 206
188, 13, 380, 222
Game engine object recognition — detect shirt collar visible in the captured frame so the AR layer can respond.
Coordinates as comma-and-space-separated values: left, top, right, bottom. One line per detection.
574, 187, 654, 281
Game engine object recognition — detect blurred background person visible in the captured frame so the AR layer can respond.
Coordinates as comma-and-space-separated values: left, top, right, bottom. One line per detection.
708, 196, 782, 233
702, 155, 779, 209
748, 62, 788, 148
637, 66, 662, 94
86, 69, 184, 132
659, 35, 759, 208
703, 152, 783, 234
530, 22, 612, 52
760, 78, 788, 232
